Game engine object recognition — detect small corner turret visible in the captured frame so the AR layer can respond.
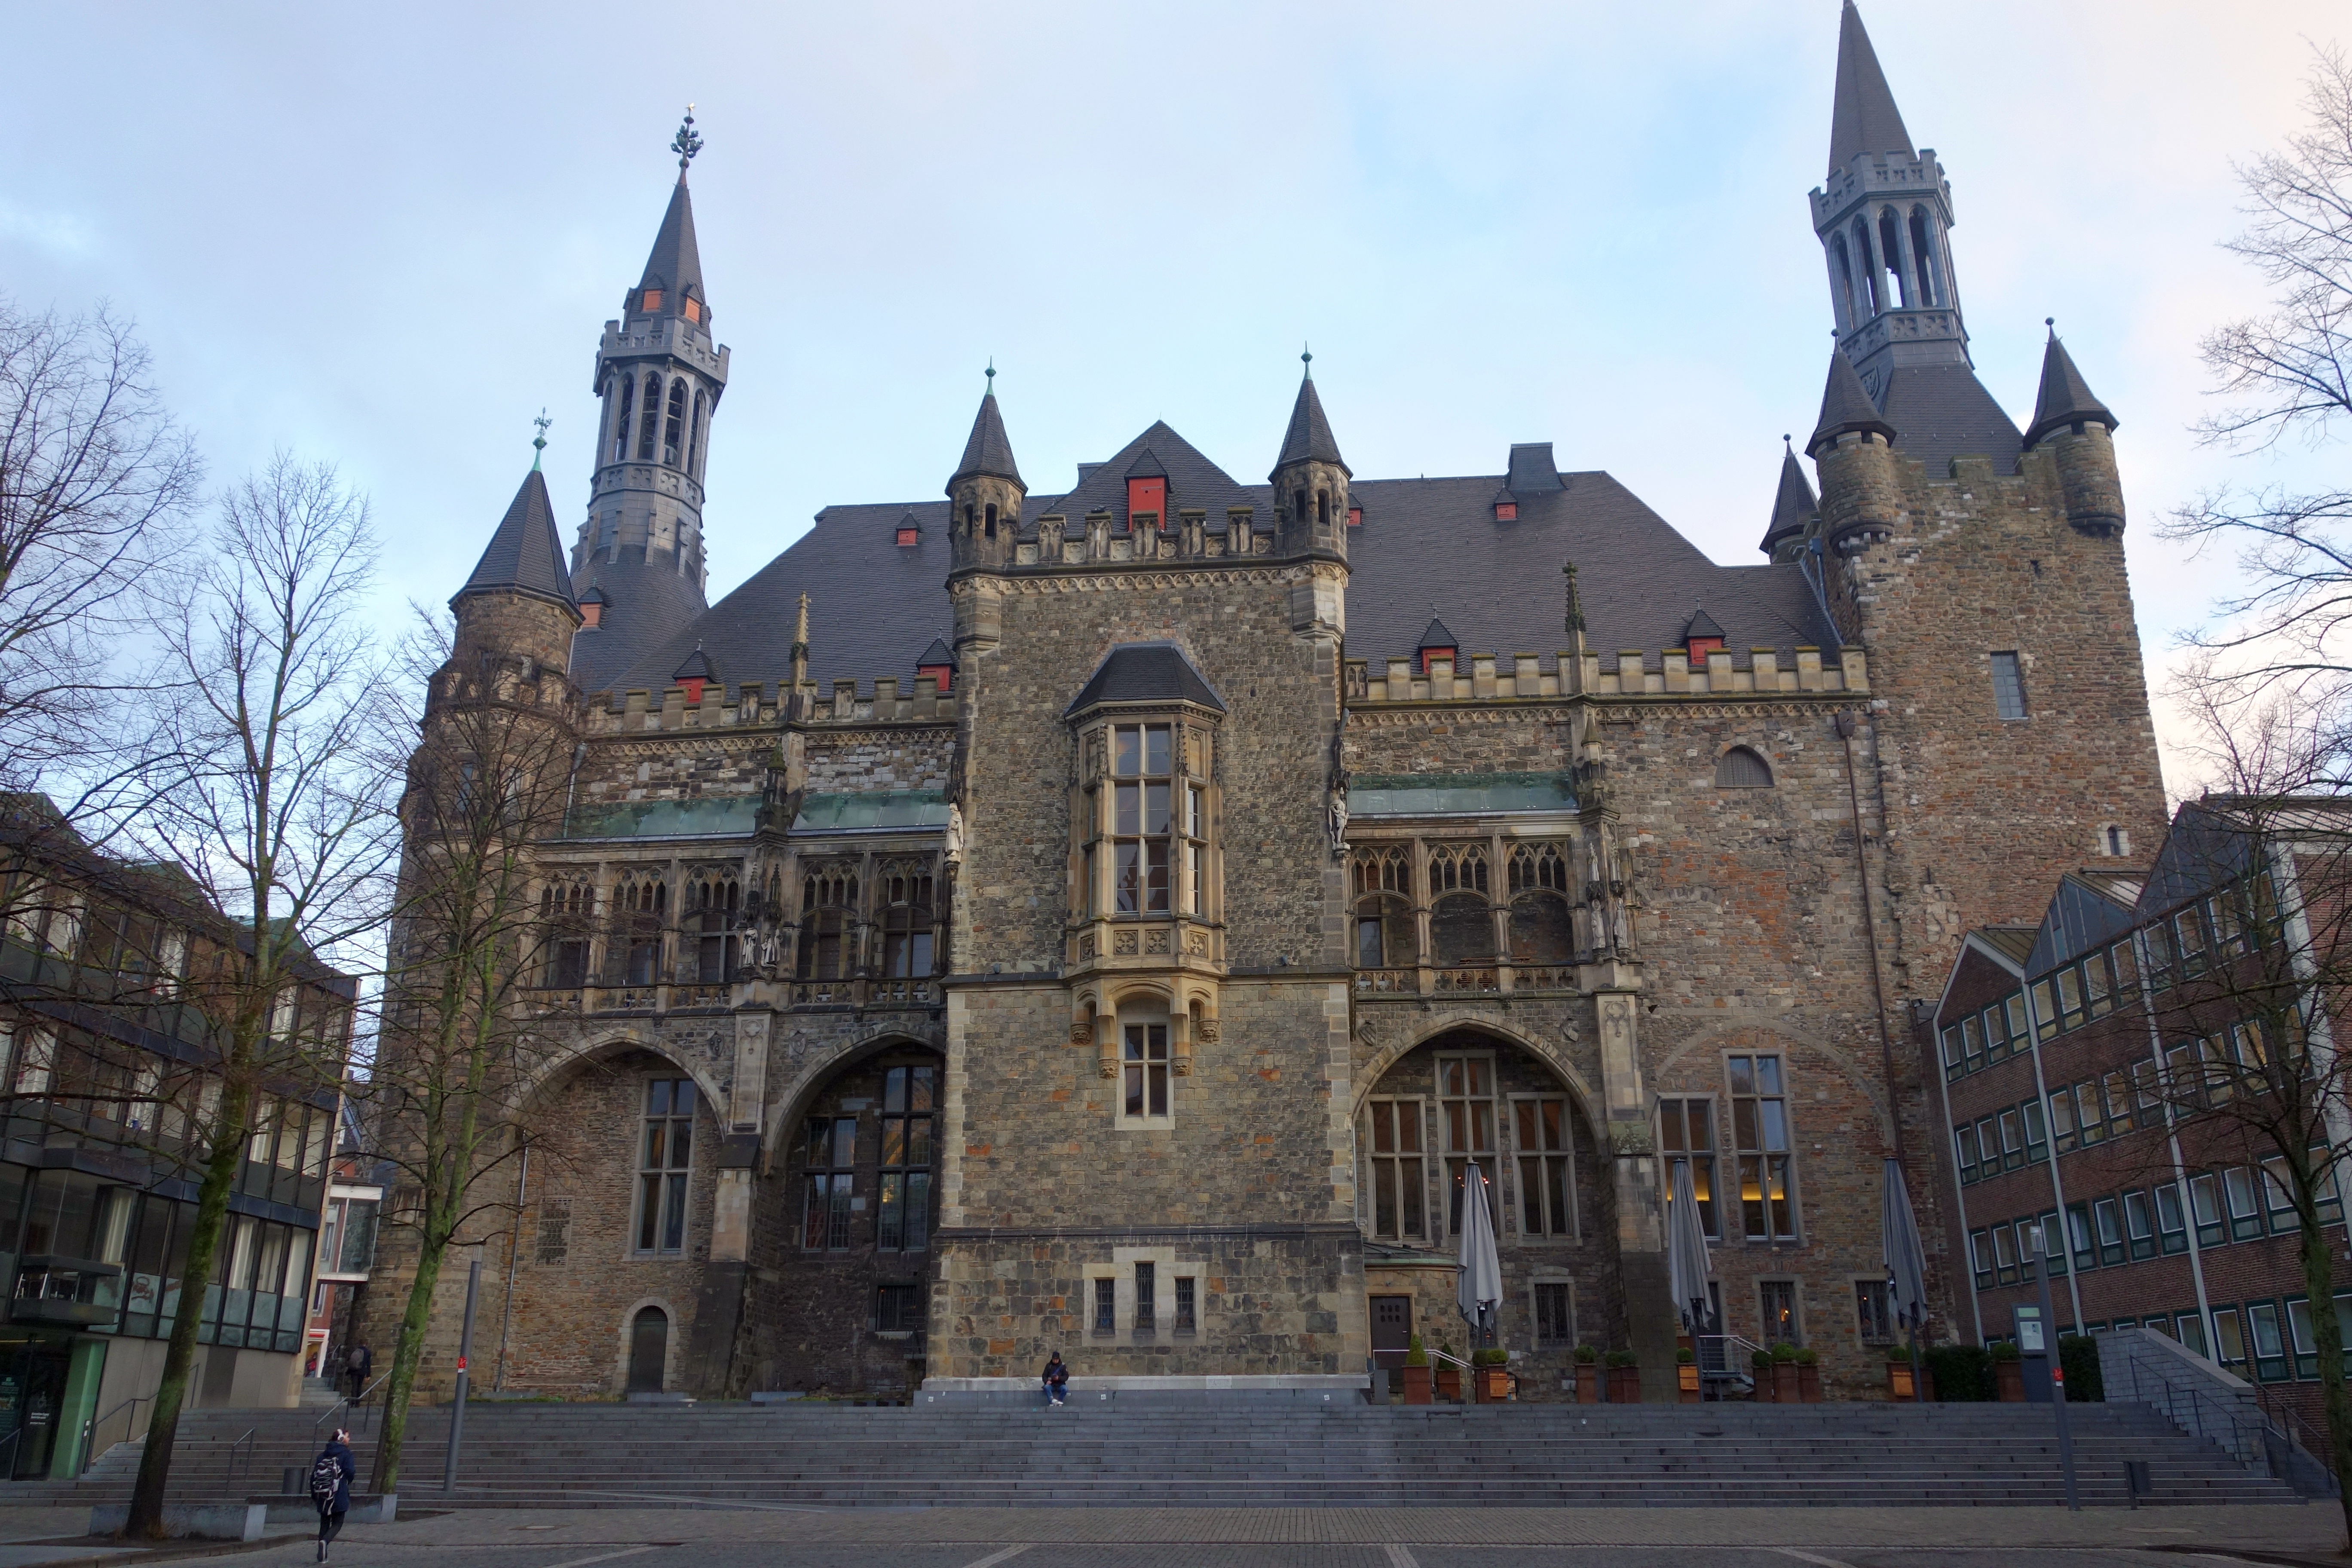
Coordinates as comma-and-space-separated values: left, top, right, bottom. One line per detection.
451, 460, 582, 674
1269, 349, 1350, 563
2024, 321, 2125, 539
947, 364, 1024, 578
1807, 350, 1901, 556
1760, 437, 1819, 564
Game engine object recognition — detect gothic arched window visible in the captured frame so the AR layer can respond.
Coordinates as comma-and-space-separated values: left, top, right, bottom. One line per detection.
662, 378, 688, 468
1350, 847, 1412, 970
539, 879, 593, 988
1878, 209, 1907, 308
880, 865, 934, 978
796, 869, 858, 982
684, 873, 740, 983
1428, 845, 1490, 967
1850, 218, 1879, 315
636, 373, 662, 462
1829, 233, 1857, 332
1908, 207, 1940, 308
686, 389, 706, 476
1714, 747, 1774, 789
611, 376, 635, 465
610, 873, 666, 986
1507, 844, 1572, 965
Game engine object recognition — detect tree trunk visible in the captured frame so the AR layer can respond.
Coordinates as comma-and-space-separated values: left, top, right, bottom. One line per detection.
374, 1207, 452, 1495
2298, 1204, 2352, 1547
125, 1087, 250, 1538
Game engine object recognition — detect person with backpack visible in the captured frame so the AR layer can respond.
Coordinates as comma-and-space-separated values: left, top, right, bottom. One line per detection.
1041, 1351, 1069, 1409
309, 1428, 355, 1562
343, 1343, 371, 1400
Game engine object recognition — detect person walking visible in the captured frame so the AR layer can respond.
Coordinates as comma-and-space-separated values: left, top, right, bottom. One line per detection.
344, 1342, 371, 1400
1041, 1351, 1069, 1409
308, 1427, 355, 1562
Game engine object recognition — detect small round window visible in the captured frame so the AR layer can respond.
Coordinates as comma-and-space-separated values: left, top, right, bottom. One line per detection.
1714, 747, 1773, 789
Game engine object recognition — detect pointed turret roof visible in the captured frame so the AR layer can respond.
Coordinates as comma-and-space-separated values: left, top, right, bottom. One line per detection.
1271, 365, 1349, 478
1761, 441, 1819, 554
1417, 616, 1457, 650
454, 468, 577, 612
638, 172, 706, 313
949, 385, 1023, 491
1827, 1, 1914, 176
1808, 351, 1898, 456
2023, 325, 2119, 447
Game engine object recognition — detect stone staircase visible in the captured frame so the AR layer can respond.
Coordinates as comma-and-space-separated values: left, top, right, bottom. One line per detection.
11, 1400, 2306, 1509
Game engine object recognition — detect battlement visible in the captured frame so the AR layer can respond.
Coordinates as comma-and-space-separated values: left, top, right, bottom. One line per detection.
1343, 646, 1868, 703
1008, 508, 1274, 569
585, 672, 959, 735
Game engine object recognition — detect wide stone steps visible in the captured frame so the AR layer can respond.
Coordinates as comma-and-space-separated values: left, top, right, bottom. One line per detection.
12, 1402, 2299, 1509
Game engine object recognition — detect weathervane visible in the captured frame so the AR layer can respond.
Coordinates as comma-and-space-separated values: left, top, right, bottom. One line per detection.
672, 105, 703, 172
531, 409, 551, 471
985, 358, 995, 394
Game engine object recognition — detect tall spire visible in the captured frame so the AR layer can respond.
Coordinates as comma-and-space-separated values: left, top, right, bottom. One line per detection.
456, 466, 577, 612
1827, 1, 1913, 176
2023, 320, 2119, 447
1761, 436, 1820, 558
949, 371, 1022, 489
1271, 353, 1348, 478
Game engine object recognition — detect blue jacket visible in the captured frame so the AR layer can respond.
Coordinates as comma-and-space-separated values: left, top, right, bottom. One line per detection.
315, 1442, 355, 1513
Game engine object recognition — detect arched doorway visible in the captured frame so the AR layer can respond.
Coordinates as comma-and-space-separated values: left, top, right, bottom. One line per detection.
626, 1305, 668, 1393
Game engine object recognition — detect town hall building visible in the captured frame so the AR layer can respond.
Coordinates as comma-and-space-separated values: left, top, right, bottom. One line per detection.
365, 3, 2168, 1402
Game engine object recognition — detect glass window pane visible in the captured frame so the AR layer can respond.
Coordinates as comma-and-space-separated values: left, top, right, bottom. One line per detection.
1115, 728, 1139, 776
1144, 727, 1170, 776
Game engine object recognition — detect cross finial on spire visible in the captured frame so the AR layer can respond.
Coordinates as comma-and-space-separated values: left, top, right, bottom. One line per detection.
672, 106, 703, 173
531, 409, 551, 470
985, 359, 995, 395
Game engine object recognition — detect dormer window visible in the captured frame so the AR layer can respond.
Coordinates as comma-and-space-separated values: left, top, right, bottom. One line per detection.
1494, 502, 1517, 521
1348, 505, 1363, 527
641, 288, 664, 312
897, 527, 919, 548
682, 295, 703, 324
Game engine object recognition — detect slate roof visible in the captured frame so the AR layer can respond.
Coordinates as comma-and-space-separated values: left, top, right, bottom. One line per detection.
2023, 331, 2118, 448
567, 550, 710, 693
1827, 1, 1912, 175
1505, 444, 1565, 494
1761, 444, 1819, 554
950, 390, 1022, 489
456, 469, 576, 611
1880, 363, 2024, 477
1067, 643, 1227, 715
588, 422, 1845, 703
1272, 373, 1348, 477
638, 174, 705, 313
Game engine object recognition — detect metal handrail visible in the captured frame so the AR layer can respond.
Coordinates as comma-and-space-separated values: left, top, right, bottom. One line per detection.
225, 1426, 256, 1487
313, 1372, 392, 1438
77, 1395, 149, 1475
0, 1425, 25, 1482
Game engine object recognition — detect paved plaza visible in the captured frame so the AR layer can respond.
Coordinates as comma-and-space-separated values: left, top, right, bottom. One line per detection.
0, 1504, 2346, 1568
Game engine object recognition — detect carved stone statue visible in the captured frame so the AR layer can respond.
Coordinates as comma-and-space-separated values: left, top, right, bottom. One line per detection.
944, 802, 966, 867
1327, 777, 1350, 858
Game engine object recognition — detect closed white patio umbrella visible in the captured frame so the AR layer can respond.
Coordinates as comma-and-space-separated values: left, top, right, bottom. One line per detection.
1456, 1161, 1503, 1348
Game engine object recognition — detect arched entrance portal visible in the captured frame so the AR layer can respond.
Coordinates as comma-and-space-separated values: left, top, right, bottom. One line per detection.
627, 1305, 668, 1393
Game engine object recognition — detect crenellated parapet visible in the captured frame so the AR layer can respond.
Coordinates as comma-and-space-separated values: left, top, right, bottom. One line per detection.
1344, 646, 1867, 704
584, 672, 961, 735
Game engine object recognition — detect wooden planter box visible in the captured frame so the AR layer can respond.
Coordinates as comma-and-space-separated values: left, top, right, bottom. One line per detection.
1435, 1367, 1462, 1403
1476, 1367, 1512, 1403
1996, 1359, 2025, 1402
1772, 1364, 1800, 1404
1678, 1363, 1701, 1403
1402, 1364, 1432, 1405
1607, 1366, 1641, 1403
1798, 1364, 1822, 1403
1886, 1360, 1933, 1401
1574, 1364, 1599, 1403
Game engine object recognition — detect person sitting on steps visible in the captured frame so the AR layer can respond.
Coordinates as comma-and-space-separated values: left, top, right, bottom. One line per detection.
1042, 1351, 1069, 1409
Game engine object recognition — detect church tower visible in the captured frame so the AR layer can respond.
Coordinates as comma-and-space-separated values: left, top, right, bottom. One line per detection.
567, 112, 730, 691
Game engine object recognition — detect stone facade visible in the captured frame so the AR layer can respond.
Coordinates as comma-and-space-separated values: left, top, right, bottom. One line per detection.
364, 7, 2175, 1406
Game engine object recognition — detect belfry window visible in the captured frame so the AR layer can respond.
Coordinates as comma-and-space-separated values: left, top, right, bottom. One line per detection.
1879, 209, 1907, 308
1908, 208, 1939, 307
636, 372, 662, 461
686, 389, 705, 475
662, 378, 687, 467
611, 377, 635, 464
634, 1078, 695, 1254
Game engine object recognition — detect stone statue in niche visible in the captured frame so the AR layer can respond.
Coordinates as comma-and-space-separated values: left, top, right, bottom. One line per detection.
1326, 776, 1350, 858
944, 802, 965, 867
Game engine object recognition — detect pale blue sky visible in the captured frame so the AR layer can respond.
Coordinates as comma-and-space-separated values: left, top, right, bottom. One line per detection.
3, 2, 2340, 787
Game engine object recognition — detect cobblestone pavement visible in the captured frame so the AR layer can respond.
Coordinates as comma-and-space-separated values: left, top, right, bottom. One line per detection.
4, 1505, 2343, 1568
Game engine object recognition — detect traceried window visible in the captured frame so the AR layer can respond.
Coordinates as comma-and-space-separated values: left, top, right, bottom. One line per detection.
1437, 1054, 1498, 1236
1506, 843, 1572, 965
1112, 725, 1173, 914
1512, 1096, 1575, 1237
1429, 846, 1491, 967
683, 874, 739, 984
1351, 848, 1413, 969
801, 1113, 855, 1251
1363, 1098, 1426, 1242
1658, 1098, 1719, 1240
796, 869, 858, 982
877, 1065, 934, 1251
880, 868, 935, 979
539, 879, 592, 987
611, 873, 666, 986
1730, 1054, 1795, 1240
634, 1079, 695, 1255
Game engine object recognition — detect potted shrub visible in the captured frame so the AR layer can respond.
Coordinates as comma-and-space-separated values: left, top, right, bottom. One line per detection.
1605, 1348, 1641, 1404
1676, 1346, 1700, 1403
1402, 1334, 1432, 1406
1991, 1340, 2024, 1402
1752, 1348, 1776, 1402
1795, 1346, 1822, 1403
1473, 1346, 1512, 1403
1770, 1341, 1801, 1404
1573, 1344, 1600, 1404
1434, 1342, 1462, 1403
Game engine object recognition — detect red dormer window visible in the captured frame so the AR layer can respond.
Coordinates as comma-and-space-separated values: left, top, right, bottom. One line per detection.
897, 527, 919, 548
682, 297, 703, 324
680, 677, 706, 704
1348, 505, 1362, 527
1493, 502, 1517, 522
1685, 637, 1724, 665
580, 601, 602, 629
1126, 476, 1167, 533
1420, 646, 1455, 676
917, 663, 953, 694
641, 288, 664, 312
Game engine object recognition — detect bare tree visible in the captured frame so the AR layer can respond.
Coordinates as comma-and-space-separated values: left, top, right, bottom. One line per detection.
359, 608, 579, 1491
0, 299, 200, 789
103, 456, 403, 1538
